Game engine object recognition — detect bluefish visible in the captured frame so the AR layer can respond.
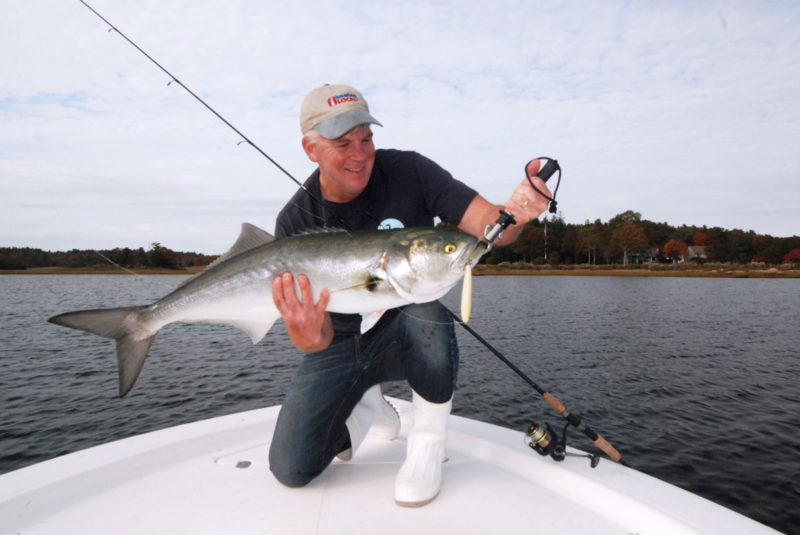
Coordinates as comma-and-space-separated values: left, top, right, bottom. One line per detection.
49, 224, 486, 396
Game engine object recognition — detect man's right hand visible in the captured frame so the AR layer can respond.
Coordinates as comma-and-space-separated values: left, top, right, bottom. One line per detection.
272, 272, 333, 353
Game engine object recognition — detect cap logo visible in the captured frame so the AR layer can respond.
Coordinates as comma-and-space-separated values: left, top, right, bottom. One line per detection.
327, 93, 359, 107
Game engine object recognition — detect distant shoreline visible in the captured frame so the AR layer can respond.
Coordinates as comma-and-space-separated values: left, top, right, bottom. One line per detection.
473, 264, 800, 278
3, 264, 799, 278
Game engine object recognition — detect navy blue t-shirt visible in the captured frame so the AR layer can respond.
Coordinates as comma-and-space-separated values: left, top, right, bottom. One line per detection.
275, 149, 477, 237
275, 148, 477, 334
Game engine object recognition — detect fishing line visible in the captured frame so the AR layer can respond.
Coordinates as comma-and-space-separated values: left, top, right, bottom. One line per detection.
77, 0, 352, 231
93, 251, 141, 276
78, 0, 622, 465
395, 307, 453, 326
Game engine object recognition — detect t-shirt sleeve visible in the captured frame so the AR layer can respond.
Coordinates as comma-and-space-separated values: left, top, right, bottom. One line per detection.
412, 152, 478, 226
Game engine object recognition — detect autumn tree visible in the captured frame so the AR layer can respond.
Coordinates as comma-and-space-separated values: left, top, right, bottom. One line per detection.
663, 239, 689, 262
577, 224, 606, 265
147, 242, 180, 269
609, 210, 642, 226
693, 232, 707, 246
510, 224, 545, 263
784, 248, 800, 265
561, 227, 580, 264
609, 222, 649, 265
641, 220, 674, 251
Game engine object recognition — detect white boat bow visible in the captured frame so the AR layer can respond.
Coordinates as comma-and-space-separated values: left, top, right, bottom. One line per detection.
0, 399, 780, 534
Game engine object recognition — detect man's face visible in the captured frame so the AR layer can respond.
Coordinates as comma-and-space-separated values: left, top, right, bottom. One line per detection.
302, 124, 375, 203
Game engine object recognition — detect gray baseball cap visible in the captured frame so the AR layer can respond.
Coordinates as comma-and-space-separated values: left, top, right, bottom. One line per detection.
299, 84, 382, 139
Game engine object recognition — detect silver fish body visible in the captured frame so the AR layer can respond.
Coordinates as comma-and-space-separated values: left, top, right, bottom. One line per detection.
48, 224, 487, 396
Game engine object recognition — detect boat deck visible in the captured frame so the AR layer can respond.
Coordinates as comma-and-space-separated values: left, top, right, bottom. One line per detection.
0, 399, 780, 534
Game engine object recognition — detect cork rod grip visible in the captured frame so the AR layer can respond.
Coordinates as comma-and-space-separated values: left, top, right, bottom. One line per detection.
593, 434, 622, 462
542, 392, 566, 414
543, 391, 623, 463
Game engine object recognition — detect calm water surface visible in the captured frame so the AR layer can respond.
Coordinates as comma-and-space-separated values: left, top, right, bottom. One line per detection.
1, 275, 798, 533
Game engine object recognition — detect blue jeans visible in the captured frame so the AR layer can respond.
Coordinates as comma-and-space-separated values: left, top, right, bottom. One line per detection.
268, 301, 458, 487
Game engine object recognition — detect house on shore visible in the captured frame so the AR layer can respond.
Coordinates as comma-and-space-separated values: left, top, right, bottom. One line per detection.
685, 246, 708, 262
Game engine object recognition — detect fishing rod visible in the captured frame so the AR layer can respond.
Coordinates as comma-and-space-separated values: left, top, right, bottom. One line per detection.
77, 1, 623, 465
77, 0, 303, 194
451, 311, 624, 465
461, 164, 624, 466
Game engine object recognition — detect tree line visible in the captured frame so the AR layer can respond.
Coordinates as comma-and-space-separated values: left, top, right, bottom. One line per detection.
484, 210, 800, 266
2, 211, 799, 270
0, 242, 217, 271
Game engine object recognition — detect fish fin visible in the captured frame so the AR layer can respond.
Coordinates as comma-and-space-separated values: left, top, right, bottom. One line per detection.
360, 311, 385, 334
386, 272, 452, 304
223, 222, 275, 257
48, 307, 156, 398
116, 333, 156, 397
227, 314, 279, 344
385, 273, 417, 302
176, 223, 275, 290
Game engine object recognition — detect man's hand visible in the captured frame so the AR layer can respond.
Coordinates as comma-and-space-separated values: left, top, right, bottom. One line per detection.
504, 159, 552, 226
459, 159, 554, 247
272, 272, 333, 353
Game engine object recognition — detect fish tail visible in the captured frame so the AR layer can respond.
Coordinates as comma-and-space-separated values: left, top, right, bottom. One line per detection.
48, 307, 155, 398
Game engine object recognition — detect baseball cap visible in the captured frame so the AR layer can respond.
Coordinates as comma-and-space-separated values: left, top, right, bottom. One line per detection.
299, 84, 382, 139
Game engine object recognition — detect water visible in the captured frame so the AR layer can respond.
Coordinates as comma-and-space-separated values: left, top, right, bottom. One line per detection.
1, 274, 798, 533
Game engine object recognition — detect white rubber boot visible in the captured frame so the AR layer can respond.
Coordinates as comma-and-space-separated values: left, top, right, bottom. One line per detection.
394, 391, 452, 507
337, 384, 400, 461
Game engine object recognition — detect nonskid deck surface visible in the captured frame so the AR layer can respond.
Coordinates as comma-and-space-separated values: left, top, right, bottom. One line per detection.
0, 399, 780, 534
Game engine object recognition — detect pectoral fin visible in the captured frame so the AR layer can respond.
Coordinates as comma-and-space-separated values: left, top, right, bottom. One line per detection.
227, 313, 280, 343
360, 311, 385, 334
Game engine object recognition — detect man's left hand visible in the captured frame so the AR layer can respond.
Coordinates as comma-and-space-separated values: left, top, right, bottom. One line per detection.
504, 159, 552, 225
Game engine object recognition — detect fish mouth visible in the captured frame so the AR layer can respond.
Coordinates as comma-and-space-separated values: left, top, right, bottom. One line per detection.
454, 237, 489, 271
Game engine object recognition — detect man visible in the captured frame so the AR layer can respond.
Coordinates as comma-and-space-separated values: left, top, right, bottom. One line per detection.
269, 83, 551, 506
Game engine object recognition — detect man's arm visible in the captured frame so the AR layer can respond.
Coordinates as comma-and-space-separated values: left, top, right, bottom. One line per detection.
457, 159, 552, 246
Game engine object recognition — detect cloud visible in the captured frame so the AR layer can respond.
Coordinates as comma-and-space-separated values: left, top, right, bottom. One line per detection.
2, 1, 799, 254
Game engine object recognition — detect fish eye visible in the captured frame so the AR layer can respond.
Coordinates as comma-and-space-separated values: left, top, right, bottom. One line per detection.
444, 243, 457, 254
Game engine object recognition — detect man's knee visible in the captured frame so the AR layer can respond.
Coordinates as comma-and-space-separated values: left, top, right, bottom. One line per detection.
269, 463, 319, 488
268, 431, 324, 488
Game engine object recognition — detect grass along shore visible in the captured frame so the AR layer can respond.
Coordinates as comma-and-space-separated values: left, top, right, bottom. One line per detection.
2, 263, 799, 278
474, 262, 800, 278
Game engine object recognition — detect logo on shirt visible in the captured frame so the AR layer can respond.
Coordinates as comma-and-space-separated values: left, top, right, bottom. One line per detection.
327, 93, 359, 107
378, 218, 404, 230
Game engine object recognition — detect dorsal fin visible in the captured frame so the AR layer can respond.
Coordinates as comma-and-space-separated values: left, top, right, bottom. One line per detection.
225, 222, 275, 256
175, 223, 275, 290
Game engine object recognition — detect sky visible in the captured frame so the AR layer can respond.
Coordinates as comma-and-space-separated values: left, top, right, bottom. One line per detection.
2, 1, 799, 254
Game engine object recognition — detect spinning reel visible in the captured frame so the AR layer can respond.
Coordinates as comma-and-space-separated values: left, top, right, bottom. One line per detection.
526, 421, 601, 468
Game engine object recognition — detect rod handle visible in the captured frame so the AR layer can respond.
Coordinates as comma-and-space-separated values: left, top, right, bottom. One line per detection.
593, 434, 622, 462
543, 392, 566, 413
537, 158, 559, 182
543, 391, 623, 463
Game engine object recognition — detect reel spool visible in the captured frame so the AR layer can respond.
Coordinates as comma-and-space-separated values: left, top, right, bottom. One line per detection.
526, 422, 566, 461
526, 421, 600, 468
